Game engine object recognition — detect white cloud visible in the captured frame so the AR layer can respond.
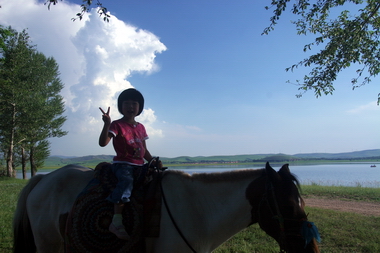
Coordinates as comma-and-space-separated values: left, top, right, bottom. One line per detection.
137, 108, 163, 138
0, 0, 166, 156
346, 101, 380, 114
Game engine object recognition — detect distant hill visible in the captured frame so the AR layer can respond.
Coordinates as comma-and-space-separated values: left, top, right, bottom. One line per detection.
293, 149, 380, 159
45, 155, 114, 168
46, 149, 380, 167
160, 149, 380, 163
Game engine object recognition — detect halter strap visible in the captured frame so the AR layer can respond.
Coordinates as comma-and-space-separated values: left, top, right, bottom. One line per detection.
256, 172, 320, 252
264, 180, 288, 252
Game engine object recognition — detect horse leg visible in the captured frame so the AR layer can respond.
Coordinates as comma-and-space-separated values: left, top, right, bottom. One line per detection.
13, 174, 44, 253
27, 201, 65, 253
145, 237, 155, 253
59, 212, 69, 239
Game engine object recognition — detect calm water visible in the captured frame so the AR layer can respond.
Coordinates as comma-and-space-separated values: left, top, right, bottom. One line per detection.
17, 163, 379, 187
169, 163, 380, 188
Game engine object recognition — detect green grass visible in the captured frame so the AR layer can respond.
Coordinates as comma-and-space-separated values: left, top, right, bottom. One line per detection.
0, 178, 27, 251
1, 178, 379, 252
301, 184, 380, 202
214, 207, 380, 253
214, 184, 380, 252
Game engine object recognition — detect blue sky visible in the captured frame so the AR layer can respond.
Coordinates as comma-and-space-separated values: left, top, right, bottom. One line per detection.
1, 0, 379, 158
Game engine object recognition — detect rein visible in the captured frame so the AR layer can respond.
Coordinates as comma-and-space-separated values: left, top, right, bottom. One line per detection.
160, 176, 197, 253
152, 157, 197, 253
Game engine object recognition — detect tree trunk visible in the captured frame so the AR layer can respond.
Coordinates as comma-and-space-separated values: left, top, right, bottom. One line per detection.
21, 147, 27, 179
30, 147, 37, 177
6, 103, 16, 178
6, 146, 14, 177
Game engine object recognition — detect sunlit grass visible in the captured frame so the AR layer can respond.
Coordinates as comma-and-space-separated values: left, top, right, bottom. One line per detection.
300, 183, 380, 202
301, 179, 380, 188
214, 207, 380, 253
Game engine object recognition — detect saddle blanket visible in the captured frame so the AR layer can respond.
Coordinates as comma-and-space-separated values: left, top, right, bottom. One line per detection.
65, 162, 162, 253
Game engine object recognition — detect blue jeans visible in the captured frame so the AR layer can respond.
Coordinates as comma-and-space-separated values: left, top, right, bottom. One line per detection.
107, 163, 136, 204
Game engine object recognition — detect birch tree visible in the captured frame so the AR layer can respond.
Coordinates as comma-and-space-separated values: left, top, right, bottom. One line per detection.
0, 28, 67, 177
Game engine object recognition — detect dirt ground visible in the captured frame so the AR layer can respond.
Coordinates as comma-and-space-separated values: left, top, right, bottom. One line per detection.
304, 197, 380, 217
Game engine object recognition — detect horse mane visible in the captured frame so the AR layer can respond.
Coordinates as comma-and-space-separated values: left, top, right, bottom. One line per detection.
279, 169, 301, 189
278, 170, 305, 209
166, 168, 265, 183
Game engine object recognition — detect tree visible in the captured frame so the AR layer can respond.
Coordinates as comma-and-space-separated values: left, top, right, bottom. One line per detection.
0, 28, 34, 177
264, 0, 380, 103
46, 0, 110, 21
28, 140, 51, 177
46, 0, 379, 103
0, 26, 13, 55
19, 50, 67, 177
0, 28, 67, 178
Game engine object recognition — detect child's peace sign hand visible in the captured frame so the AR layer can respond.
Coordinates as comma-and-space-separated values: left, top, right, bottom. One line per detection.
99, 107, 111, 125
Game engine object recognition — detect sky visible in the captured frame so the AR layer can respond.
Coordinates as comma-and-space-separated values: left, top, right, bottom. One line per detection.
0, 0, 379, 158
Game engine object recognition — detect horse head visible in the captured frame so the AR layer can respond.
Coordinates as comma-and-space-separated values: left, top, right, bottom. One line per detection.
246, 162, 320, 253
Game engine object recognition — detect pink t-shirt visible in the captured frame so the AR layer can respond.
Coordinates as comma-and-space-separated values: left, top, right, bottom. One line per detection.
109, 119, 149, 165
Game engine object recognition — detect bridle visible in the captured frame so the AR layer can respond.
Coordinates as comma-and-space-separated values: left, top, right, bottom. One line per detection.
259, 181, 296, 252
256, 176, 311, 253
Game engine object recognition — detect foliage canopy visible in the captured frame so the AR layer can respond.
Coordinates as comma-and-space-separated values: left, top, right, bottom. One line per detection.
264, 0, 380, 103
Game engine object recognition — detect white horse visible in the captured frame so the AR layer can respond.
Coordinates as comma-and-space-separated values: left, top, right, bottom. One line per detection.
13, 162, 320, 253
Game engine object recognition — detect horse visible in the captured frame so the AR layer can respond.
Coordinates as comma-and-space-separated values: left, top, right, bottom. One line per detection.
13, 162, 320, 253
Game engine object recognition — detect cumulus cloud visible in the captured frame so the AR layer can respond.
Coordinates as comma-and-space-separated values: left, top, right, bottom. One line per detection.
0, 0, 166, 155
138, 108, 163, 138
68, 11, 167, 133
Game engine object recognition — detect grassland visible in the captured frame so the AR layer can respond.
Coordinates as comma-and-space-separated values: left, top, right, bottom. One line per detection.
0, 177, 27, 252
1, 178, 379, 252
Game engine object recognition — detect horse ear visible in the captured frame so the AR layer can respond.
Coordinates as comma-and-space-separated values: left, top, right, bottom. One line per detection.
265, 162, 273, 171
278, 164, 290, 176
265, 162, 280, 182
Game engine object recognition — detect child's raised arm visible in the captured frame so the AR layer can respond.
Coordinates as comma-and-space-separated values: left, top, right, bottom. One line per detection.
99, 107, 112, 147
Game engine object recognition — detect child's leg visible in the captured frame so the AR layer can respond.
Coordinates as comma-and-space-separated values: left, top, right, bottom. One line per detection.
115, 203, 124, 214
109, 203, 130, 240
108, 164, 134, 203
112, 203, 124, 226
107, 164, 134, 240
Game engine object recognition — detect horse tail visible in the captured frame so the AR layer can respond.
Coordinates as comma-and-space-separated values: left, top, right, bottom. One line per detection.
13, 174, 44, 253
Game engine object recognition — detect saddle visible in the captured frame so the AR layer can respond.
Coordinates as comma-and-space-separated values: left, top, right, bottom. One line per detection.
64, 162, 163, 253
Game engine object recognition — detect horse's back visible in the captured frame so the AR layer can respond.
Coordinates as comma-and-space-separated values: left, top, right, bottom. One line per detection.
27, 165, 94, 253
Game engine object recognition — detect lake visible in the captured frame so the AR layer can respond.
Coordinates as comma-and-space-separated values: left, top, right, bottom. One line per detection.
17, 162, 379, 187
168, 162, 380, 188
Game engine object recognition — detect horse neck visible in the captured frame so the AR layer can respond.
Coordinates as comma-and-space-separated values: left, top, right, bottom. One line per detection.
162, 170, 262, 250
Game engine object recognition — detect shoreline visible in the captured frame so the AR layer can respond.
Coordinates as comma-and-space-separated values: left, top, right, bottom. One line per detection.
14, 159, 379, 171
